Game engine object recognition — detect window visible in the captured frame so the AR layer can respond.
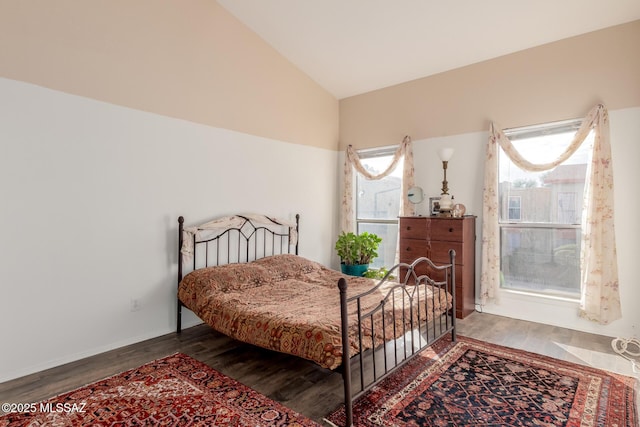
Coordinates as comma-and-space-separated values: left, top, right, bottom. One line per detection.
355, 147, 403, 269
499, 120, 593, 298
508, 196, 521, 221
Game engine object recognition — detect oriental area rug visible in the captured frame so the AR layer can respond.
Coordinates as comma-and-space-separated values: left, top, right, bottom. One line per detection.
328, 336, 638, 427
0, 353, 319, 427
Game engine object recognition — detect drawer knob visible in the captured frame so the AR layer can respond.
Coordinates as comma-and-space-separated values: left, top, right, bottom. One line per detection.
449, 228, 454, 232
407, 226, 411, 231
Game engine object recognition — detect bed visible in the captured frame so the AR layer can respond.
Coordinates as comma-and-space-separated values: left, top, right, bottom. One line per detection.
176, 214, 456, 426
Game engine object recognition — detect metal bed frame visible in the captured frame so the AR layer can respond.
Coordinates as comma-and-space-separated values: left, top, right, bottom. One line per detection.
338, 254, 456, 426
176, 214, 456, 427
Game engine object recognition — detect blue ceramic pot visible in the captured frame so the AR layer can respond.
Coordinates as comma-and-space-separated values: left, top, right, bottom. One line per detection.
341, 263, 369, 277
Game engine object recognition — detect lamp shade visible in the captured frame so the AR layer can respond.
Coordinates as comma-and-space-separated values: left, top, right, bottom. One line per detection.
438, 147, 454, 162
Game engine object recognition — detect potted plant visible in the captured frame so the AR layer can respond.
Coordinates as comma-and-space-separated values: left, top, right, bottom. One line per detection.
335, 231, 382, 276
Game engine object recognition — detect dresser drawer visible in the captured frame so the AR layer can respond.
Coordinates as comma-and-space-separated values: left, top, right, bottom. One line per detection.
400, 217, 427, 240
428, 219, 464, 242
399, 238, 428, 263
427, 265, 462, 287
429, 241, 464, 264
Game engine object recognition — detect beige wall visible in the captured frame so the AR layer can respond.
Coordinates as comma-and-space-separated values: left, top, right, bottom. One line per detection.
339, 20, 640, 150
1, 1, 637, 152
0, 0, 338, 150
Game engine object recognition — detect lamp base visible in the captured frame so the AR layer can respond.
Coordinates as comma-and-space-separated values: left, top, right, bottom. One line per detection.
439, 194, 453, 216
438, 209, 453, 217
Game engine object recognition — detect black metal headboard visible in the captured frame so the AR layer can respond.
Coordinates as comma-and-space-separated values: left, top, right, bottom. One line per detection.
176, 214, 299, 332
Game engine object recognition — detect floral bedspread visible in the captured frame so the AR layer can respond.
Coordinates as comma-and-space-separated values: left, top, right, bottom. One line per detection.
178, 254, 451, 370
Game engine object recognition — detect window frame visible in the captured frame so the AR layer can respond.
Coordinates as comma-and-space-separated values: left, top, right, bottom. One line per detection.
498, 119, 587, 300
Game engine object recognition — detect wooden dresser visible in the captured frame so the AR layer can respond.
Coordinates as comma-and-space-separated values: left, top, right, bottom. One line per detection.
399, 216, 476, 319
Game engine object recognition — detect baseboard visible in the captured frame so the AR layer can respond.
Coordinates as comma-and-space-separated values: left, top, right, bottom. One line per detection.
0, 319, 203, 384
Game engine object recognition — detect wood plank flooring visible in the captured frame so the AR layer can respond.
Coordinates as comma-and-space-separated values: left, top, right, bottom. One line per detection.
1, 312, 638, 424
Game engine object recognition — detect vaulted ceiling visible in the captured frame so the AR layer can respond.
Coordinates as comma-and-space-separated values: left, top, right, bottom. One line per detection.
218, 0, 640, 99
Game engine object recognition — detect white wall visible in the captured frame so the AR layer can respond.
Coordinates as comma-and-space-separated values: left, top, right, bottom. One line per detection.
0, 78, 339, 382
412, 107, 640, 339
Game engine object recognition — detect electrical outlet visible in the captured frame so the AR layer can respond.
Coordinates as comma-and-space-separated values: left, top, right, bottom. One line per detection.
130, 298, 141, 312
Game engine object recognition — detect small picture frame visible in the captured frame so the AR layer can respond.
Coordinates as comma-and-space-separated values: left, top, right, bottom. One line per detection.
429, 197, 441, 216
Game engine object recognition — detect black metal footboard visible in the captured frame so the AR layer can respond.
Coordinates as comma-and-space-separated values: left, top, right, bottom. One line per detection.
338, 251, 456, 427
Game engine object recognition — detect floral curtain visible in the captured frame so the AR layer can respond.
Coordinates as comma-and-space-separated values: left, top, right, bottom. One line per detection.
480, 104, 621, 325
341, 136, 415, 233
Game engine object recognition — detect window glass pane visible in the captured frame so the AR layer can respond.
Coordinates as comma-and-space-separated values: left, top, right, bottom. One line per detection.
357, 222, 398, 269
501, 226, 581, 297
356, 156, 402, 220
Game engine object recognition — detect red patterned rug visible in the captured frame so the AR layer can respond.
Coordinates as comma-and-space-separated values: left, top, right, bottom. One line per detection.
0, 353, 320, 426
328, 336, 639, 427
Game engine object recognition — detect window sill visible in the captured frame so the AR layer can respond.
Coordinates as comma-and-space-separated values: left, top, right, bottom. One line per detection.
501, 288, 580, 304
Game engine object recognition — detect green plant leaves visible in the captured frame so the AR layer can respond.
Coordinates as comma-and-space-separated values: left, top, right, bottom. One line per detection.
335, 231, 382, 265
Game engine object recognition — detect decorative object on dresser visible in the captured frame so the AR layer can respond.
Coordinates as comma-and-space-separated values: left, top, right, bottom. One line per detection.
428, 196, 441, 216
437, 147, 455, 216
406, 185, 424, 204
399, 215, 476, 318
452, 202, 466, 218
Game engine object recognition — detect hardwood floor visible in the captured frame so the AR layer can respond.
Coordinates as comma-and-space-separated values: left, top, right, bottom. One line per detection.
1, 312, 638, 423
